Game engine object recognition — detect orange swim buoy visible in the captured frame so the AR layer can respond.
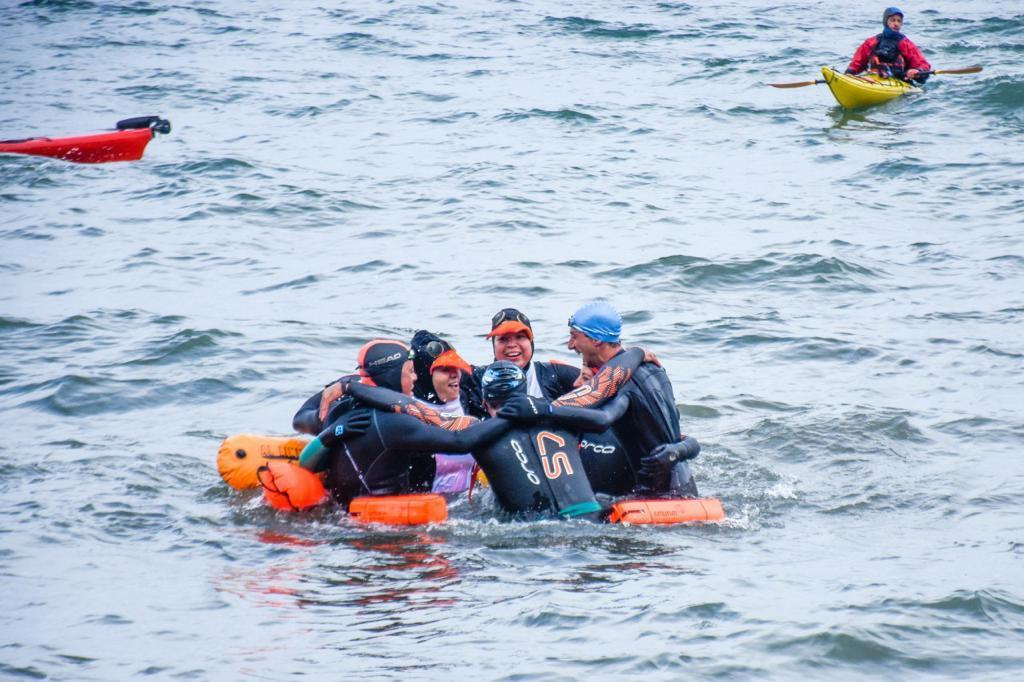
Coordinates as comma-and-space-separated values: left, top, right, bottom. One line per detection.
217, 434, 309, 490
257, 461, 329, 512
607, 498, 725, 525
348, 494, 448, 525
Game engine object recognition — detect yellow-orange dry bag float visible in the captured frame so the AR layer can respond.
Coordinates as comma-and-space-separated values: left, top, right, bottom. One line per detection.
607, 498, 725, 525
217, 434, 309, 490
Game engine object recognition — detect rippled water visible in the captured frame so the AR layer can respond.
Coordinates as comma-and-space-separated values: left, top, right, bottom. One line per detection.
2, 1, 1023, 679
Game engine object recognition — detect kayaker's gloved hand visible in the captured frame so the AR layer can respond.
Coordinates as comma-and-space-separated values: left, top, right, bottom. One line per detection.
497, 396, 552, 423
637, 436, 701, 492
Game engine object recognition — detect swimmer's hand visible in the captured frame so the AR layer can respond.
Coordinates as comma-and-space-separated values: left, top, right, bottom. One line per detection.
637, 347, 662, 367
318, 375, 359, 421
497, 395, 552, 422
638, 437, 701, 491
320, 409, 372, 446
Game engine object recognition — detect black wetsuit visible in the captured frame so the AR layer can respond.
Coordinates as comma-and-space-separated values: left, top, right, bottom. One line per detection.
471, 423, 601, 519
344, 382, 601, 519
292, 381, 353, 436
319, 407, 510, 507
548, 349, 699, 497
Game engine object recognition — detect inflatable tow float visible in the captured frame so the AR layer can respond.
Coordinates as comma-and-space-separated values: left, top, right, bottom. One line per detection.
217, 434, 724, 526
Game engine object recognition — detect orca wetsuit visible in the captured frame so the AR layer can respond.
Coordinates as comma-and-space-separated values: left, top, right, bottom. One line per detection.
546, 348, 699, 497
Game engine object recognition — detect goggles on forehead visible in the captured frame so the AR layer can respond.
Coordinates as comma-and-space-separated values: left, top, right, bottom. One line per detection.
491, 308, 531, 330
423, 340, 447, 358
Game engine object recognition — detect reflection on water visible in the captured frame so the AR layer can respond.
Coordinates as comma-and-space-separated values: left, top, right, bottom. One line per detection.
325, 531, 458, 609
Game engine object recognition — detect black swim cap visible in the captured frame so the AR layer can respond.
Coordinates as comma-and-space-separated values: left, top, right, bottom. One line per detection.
410, 330, 452, 402
481, 360, 527, 405
357, 339, 411, 392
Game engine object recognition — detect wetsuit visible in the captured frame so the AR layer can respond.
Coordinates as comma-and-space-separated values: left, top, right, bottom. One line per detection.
546, 348, 699, 497
309, 406, 510, 508
292, 380, 354, 435
344, 382, 601, 519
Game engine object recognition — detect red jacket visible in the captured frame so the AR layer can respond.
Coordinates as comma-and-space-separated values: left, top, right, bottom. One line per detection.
847, 35, 931, 75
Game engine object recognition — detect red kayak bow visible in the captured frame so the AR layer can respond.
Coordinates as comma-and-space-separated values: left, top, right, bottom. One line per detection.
0, 116, 171, 163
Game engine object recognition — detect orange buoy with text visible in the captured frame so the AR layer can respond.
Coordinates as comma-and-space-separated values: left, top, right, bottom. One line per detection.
348, 494, 448, 525
257, 461, 329, 512
607, 498, 725, 525
217, 434, 309, 490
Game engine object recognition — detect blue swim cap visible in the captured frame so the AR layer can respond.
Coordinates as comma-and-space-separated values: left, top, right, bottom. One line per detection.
568, 301, 622, 343
883, 7, 903, 24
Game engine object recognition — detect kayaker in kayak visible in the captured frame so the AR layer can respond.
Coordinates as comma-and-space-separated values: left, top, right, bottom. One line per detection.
845, 7, 931, 83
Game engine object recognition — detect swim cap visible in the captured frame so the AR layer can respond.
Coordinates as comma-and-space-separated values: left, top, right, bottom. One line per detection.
487, 308, 534, 341
410, 330, 449, 399
480, 360, 527, 404
883, 7, 903, 24
430, 349, 473, 375
356, 339, 411, 392
568, 301, 622, 343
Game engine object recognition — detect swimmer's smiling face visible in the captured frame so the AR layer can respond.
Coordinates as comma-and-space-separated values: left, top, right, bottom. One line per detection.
493, 331, 533, 369
432, 366, 461, 403
573, 364, 595, 389
886, 13, 902, 31
400, 360, 416, 396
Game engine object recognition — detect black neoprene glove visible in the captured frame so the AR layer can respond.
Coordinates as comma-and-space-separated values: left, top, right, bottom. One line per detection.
845, 68, 857, 75
637, 436, 701, 492
496, 395, 552, 422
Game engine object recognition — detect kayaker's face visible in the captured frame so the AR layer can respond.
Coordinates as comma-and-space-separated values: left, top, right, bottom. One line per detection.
400, 360, 416, 396
431, 367, 461, 403
886, 14, 903, 31
493, 332, 533, 369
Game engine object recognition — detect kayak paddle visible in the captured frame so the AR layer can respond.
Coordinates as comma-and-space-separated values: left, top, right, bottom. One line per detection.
767, 65, 983, 88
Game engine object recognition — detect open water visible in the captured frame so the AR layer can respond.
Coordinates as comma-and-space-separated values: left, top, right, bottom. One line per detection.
2, 0, 1023, 679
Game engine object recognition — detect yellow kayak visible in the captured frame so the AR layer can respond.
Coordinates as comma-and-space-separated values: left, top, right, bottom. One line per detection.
821, 66, 917, 109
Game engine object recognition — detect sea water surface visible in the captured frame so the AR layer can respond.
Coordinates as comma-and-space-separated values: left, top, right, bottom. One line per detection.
2, 0, 1023, 679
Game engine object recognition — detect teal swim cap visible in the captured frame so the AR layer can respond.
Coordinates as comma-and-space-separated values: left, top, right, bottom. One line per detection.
568, 301, 622, 343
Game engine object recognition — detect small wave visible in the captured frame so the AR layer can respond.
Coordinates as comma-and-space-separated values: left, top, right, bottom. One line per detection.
18, 0, 97, 10
496, 108, 597, 124
121, 328, 240, 367
159, 157, 257, 179
602, 253, 882, 291
242, 275, 320, 294
264, 99, 351, 118
328, 31, 408, 54
544, 15, 665, 40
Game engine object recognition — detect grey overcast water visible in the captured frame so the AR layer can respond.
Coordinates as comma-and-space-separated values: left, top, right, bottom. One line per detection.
2, 0, 1023, 679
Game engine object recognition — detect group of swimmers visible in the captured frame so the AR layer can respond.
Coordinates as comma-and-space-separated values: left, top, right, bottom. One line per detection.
291, 301, 701, 521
